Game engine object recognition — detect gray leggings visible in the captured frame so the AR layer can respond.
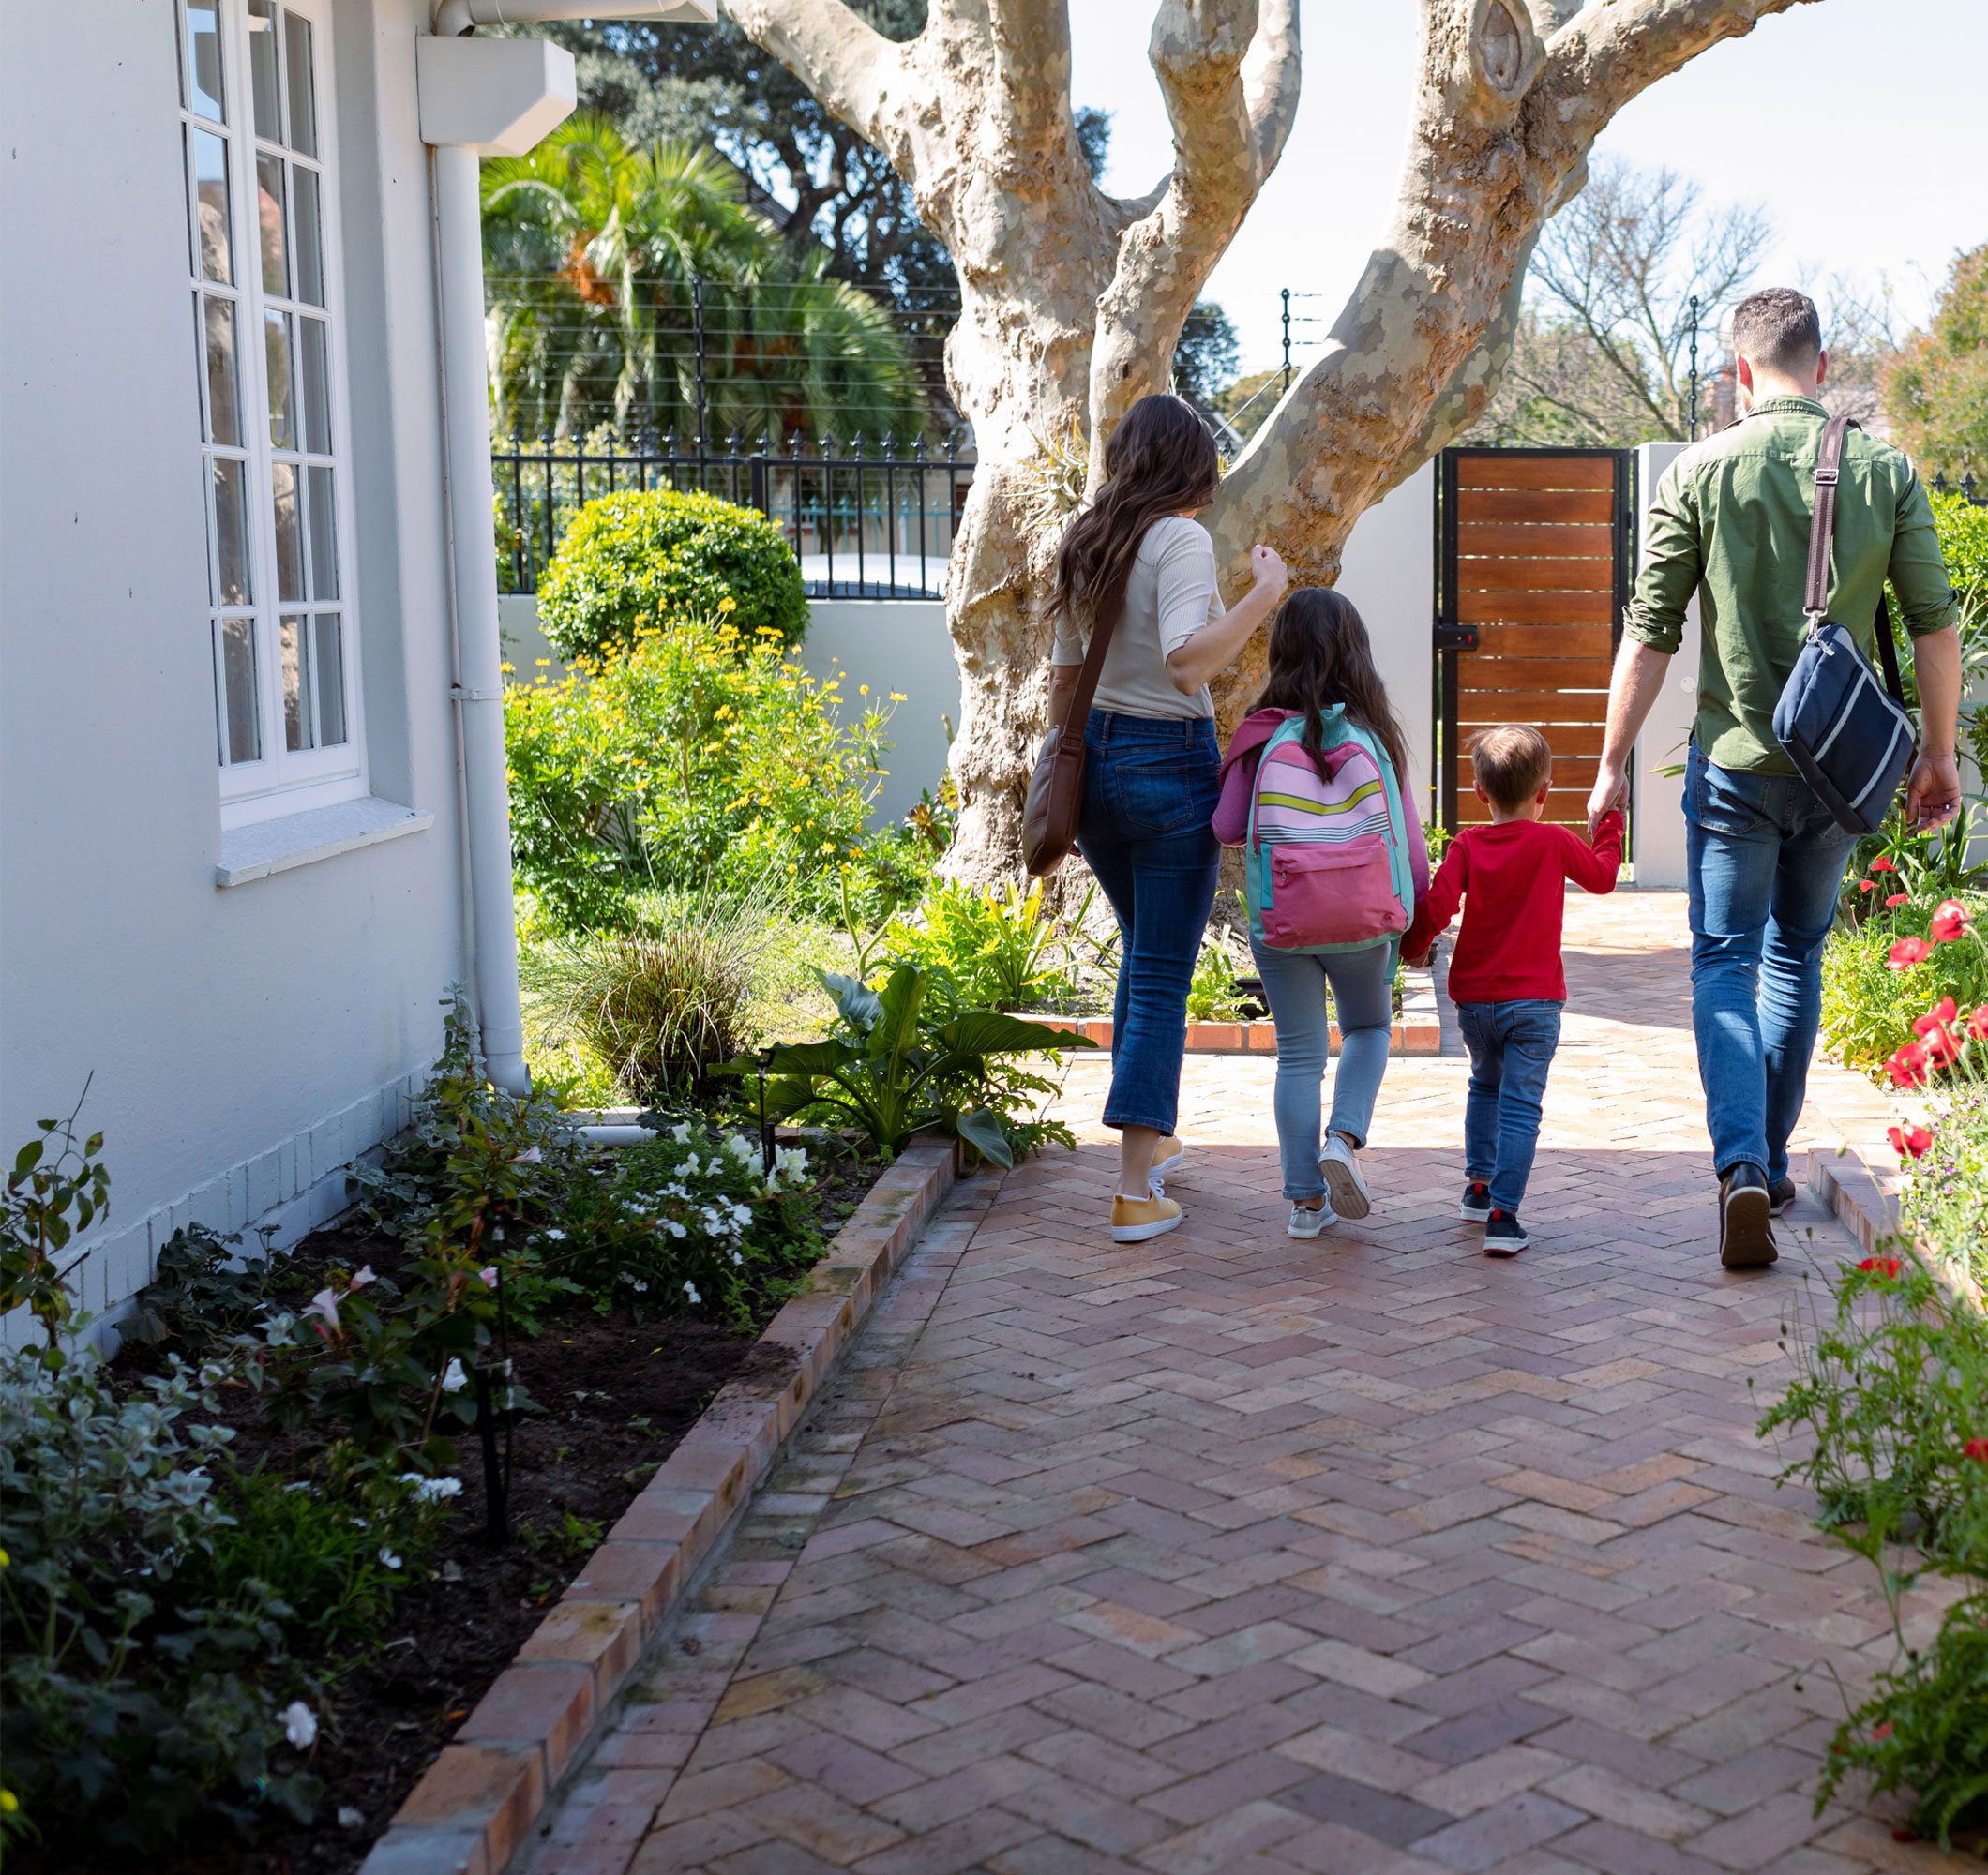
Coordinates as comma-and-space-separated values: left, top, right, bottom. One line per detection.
1249, 938, 1394, 1201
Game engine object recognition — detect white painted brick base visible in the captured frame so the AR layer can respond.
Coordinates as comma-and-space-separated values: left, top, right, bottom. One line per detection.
3, 1068, 427, 1347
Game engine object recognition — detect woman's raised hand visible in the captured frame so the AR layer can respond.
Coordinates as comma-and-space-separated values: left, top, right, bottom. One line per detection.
1251, 543, 1288, 596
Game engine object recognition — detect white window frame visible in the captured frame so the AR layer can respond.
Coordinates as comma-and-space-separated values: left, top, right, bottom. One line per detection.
177, 0, 368, 829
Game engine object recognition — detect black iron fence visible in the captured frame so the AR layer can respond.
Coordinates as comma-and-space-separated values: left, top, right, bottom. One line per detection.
1932, 471, 1985, 507
492, 432, 975, 601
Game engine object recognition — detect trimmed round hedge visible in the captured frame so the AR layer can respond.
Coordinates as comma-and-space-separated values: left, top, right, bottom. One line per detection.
536, 488, 808, 661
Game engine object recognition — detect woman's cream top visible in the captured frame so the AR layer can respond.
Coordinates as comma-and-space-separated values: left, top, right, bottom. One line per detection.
1050, 515, 1222, 720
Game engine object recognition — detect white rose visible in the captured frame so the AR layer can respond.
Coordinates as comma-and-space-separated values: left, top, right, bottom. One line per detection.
282, 1702, 318, 1749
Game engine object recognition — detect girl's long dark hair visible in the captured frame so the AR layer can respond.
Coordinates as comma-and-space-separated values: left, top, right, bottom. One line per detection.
1050, 394, 1221, 638
1252, 588, 1411, 787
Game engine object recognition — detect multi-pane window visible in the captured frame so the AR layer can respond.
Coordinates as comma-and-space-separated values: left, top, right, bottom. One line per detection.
178, 0, 360, 815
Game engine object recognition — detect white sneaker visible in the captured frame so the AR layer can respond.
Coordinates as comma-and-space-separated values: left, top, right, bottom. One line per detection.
1288, 1200, 1333, 1239
1319, 1133, 1372, 1221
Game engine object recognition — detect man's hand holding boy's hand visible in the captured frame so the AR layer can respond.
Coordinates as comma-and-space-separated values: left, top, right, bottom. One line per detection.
1587, 759, 1628, 835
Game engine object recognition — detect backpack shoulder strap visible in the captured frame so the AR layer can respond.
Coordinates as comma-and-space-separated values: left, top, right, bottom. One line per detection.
1873, 589, 1907, 708
1804, 414, 1858, 622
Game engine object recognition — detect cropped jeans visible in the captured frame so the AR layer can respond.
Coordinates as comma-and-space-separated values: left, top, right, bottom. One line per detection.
1684, 742, 1857, 1184
1458, 999, 1563, 1215
1076, 711, 1222, 1137
1250, 938, 1395, 1201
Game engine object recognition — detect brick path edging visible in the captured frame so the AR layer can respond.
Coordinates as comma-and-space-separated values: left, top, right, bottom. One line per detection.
1023, 959, 1444, 1058
356, 1138, 960, 1875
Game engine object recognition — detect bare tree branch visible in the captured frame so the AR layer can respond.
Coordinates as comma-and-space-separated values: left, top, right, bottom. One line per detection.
721, 0, 911, 148
1242, 0, 1301, 178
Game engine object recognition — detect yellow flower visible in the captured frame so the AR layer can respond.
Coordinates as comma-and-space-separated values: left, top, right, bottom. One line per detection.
859, 684, 870, 696
888, 691, 907, 702
499, 661, 515, 674
0, 1788, 17, 1812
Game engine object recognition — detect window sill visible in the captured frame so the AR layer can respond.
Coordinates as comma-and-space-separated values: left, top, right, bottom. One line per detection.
216, 797, 433, 888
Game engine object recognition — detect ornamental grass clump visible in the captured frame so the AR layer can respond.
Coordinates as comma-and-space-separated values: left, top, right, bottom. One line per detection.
524, 886, 773, 1102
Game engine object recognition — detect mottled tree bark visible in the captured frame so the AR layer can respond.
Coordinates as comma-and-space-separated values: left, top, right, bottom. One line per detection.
725, 0, 1823, 881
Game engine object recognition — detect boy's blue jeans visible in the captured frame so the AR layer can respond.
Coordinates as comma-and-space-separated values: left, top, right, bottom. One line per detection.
1250, 938, 1394, 1200
1458, 999, 1562, 1215
1076, 711, 1222, 1137
1683, 743, 1856, 1184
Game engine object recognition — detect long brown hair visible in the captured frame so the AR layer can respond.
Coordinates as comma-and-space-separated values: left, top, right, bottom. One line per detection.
1252, 588, 1411, 786
1050, 395, 1221, 638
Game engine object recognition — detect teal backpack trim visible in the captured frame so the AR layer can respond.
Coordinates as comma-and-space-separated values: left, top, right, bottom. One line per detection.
1244, 707, 1413, 958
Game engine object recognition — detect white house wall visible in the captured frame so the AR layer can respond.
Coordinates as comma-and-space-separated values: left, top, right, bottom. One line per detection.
0, 0, 468, 1330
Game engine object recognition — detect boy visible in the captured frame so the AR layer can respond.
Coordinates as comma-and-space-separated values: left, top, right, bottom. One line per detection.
1403, 726, 1624, 1254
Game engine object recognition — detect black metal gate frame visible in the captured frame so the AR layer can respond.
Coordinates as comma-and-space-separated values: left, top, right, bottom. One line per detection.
1432, 446, 1637, 835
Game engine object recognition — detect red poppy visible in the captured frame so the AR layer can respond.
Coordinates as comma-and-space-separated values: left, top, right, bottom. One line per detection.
1870, 856, 1900, 873
1965, 1437, 1988, 1462
1930, 899, 1974, 943
1889, 938, 1935, 970
1873, 1721, 1894, 1740
1913, 998, 1960, 1037
1858, 878, 1877, 893
1968, 1006, 1988, 1042
1858, 1256, 1904, 1279
1924, 1028, 1963, 1071
1887, 1042, 1930, 1088
1888, 1124, 1934, 1160
1885, 892, 1910, 908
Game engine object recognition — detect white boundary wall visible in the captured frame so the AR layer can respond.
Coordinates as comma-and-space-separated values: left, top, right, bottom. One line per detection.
1631, 441, 1698, 888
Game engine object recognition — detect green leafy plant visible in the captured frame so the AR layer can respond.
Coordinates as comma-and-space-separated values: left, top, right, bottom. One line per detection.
1186, 931, 1250, 1023
752, 964, 1090, 1167
1761, 1256, 1988, 1844
0, 1343, 321, 1851
1823, 866, 1988, 1073
1, 1092, 110, 1351
884, 878, 1075, 1012
124, 1223, 279, 1350
524, 886, 775, 1102
505, 614, 895, 927
535, 487, 808, 662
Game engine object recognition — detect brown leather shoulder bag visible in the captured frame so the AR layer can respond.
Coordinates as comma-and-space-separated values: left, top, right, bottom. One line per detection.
1021, 604, 1118, 878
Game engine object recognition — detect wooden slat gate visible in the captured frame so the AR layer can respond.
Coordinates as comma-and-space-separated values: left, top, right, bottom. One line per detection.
1435, 447, 1635, 831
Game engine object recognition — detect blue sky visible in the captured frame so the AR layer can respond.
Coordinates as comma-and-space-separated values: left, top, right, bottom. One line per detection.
1068, 0, 1988, 375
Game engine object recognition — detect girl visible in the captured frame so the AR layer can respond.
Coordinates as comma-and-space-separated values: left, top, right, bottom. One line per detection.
1212, 589, 1429, 1238
1049, 394, 1288, 1243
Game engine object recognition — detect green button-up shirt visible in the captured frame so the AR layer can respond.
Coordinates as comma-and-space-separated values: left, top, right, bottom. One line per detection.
1621, 395, 1958, 774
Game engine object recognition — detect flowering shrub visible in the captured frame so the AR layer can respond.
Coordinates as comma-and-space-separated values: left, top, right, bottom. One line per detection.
1822, 837, 1986, 1072
1762, 1257, 1988, 1844
537, 1124, 821, 1328
505, 615, 898, 926
884, 878, 1077, 1012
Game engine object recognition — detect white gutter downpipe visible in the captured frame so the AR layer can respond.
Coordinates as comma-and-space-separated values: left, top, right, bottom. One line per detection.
416, 7, 712, 1096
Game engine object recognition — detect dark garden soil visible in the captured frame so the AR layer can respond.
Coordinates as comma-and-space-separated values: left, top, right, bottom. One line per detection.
28, 1149, 883, 1875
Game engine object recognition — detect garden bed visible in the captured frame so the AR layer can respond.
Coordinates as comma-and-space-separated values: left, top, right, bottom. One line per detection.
13, 1140, 882, 1875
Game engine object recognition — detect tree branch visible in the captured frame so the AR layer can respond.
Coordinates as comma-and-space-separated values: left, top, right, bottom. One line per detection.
1085, 0, 1299, 460
721, 0, 911, 148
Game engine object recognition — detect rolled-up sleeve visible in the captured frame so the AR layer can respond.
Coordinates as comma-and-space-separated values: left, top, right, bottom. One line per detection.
1621, 461, 1702, 657
1153, 521, 1223, 659
1890, 472, 1960, 638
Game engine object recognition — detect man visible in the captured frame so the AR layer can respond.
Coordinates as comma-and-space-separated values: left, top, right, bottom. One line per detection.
1589, 287, 1962, 1269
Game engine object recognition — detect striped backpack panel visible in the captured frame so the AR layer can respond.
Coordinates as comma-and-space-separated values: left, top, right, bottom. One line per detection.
1245, 713, 1412, 955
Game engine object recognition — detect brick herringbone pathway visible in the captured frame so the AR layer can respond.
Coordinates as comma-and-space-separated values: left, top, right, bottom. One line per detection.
523, 893, 1962, 1875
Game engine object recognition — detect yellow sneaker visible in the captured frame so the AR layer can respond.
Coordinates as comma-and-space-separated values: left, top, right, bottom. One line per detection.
1150, 1134, 1186, 1178
1110, 1189, 1182, 1244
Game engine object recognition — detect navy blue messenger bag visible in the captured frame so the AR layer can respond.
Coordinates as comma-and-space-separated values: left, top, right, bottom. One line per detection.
1770, 413, 1915, 835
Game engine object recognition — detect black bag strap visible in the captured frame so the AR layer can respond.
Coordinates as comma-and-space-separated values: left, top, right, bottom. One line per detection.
1873, 590, 1907, 709
1806, 411, 1909, 711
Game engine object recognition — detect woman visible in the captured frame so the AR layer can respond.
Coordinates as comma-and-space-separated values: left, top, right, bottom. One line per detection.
1049, 393, 1288, 1243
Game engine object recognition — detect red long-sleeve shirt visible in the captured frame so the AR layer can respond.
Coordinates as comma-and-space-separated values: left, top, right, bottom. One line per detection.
1404, 812, 1624, 1004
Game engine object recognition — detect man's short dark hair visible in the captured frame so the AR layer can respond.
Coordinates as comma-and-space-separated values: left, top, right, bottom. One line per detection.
1731, 288, 1822, 374
1469, 725, 1553, 811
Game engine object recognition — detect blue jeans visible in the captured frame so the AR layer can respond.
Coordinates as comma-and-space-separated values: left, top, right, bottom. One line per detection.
1684, 743, 1856, 1183
1251, 938, 1394, 1200
1458, 1000, 1563, 1215
1077, 711, 1222, 1135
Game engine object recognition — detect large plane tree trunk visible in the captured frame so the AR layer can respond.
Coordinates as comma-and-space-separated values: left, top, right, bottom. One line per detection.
727, 0, 1822, 883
